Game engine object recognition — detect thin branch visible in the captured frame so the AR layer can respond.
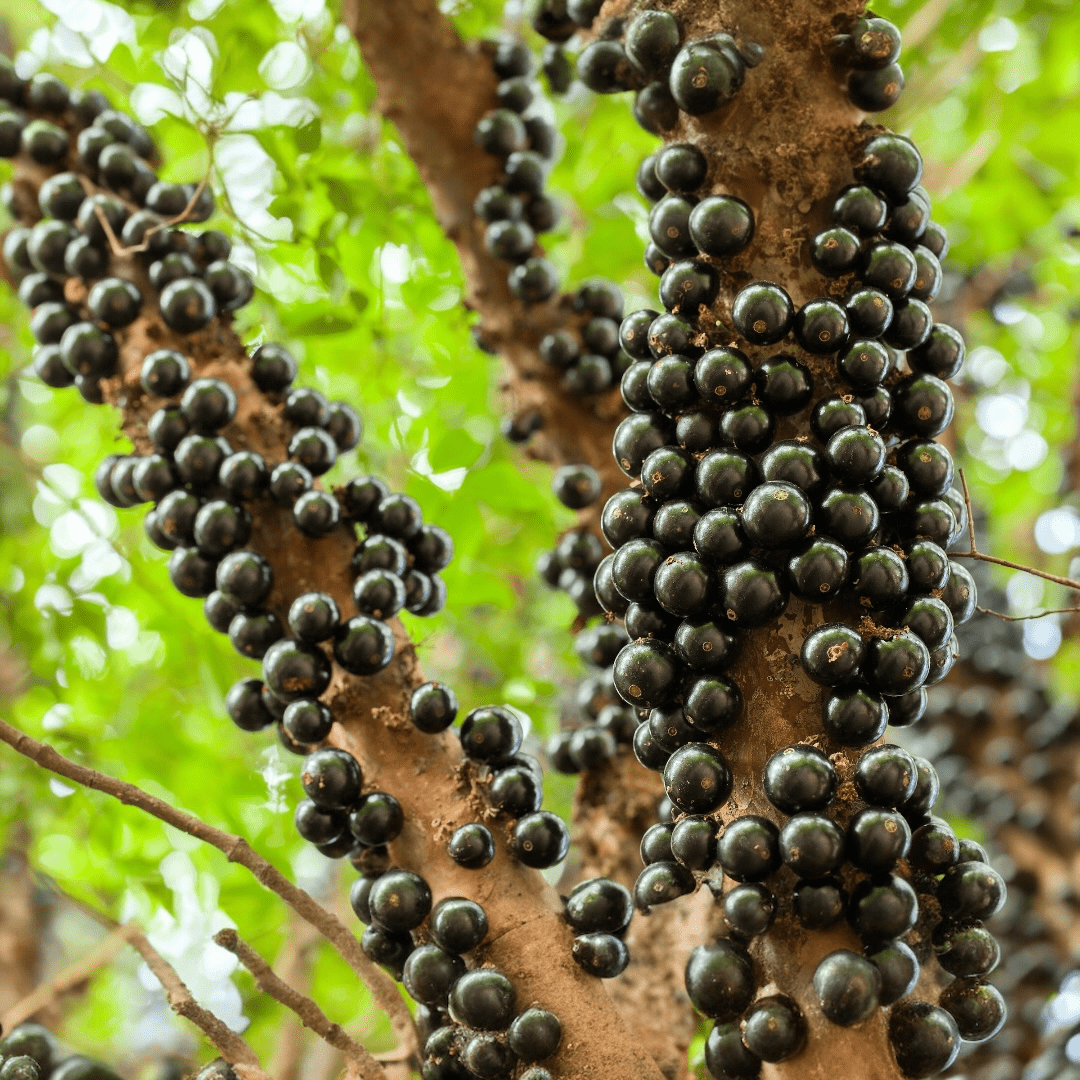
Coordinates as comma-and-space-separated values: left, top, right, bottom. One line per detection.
126, 928, 271, 1080
0, 923, 139, 1031
270, 917, 322, 1080
974, 604, 1080, 623
955, 469, 1080, 591
214, 929, 385, 1080
0, 717, 418, 1060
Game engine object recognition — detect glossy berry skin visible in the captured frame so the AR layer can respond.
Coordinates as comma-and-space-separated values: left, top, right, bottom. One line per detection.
908, 817, 959, 874
250, 343, 297, 392
757, 355, 812, 415
812, 396, 866, 442
739, 481, 811, 550
816, 488, 880, 550
669, 42, 741, 115
333, 616, 396, 676
779, 813, 845, 879
565, 877, 633, 935
652, 499, 702, 549
849, 874, 919, 941
674, 619, 740, 673
888, 1002, 960, 1079
216, 550, 272, 607
460, 706, 522, 764
140, 349, 190, 397
688, 196, 754, 257
855, 744, 917, 806
649, 194, 697, 258
801, 623, 865, 687
839, 339, 891, 390
402, 945, 465, 1007
731, 281, 793, 346
846, 288, 894, 338
507, 1009, 562, 1064
793, 878, 845, 930
294, 485, 340, 535
834, 185, 887, 233
811, 227, 860, 274
614, 638, 678, 709
936, 861, 1006, 921
659, 259, 719, 313
939, 981, 1005, 1044
851, 547, 908, 608
823, 686, 888, 747
723, 882, 775, 940
719, 561, 788, 628
935, 925, 1000, 978
863, 241, 918, 300
360, 924, 412, 976
764, 744, 837, 814
447, 822, 496, 869
572, 932, 630, 978
692, 507, 746, 565
794, 297, 849, 354
894, 373, 955, 438
813, 950, 882, 1027
225, 678, 274, 732
663, 743, 732, 814
684, 941, 755, 1021
741, 996, 806, 1063
717, 815, 780, 882
287, 591, 340, 643
369, 870, 432, 933
909, 323, 965, 380
282, 699, 333, 745
704, 1021, 761, 1080
510, 811, 569, 868
868, 940, 920, 1006
670, 816, 717, 870
866, 632, 930, 696
848, 808, 911, 872
160, 278, 217, 333
294, 800, 345, 845
760, 441, 827, 498
634, 860, 695, 910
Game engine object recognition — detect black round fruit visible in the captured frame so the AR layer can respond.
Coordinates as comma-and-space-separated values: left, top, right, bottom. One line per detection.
813, 950, 882, 1027
688, 195, 754, 256
663, 743, 733, 814
741, 995, 806, 1063
684, 941, 755, 1021
731, 281, 793, 346
764, 744, 836, 814
887, 1002, 960, 1079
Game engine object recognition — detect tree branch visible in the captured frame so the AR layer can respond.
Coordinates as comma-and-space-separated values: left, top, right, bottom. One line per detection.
125, 927, 271, 1080
213, 929, 383, 1080
0, 717, 415, 1058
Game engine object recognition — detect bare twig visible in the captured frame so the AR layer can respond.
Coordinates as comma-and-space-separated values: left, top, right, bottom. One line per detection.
0, 717, 417, 1059
975, 604, 1080, 623
954, 469, 1080, 591
214, 929, 385, 1080
0, 923, 139, 1031
126, 928, 271, 1080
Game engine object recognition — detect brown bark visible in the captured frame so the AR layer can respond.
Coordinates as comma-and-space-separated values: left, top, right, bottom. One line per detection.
5, 132, 665, 1080
0, 826, 42, 1017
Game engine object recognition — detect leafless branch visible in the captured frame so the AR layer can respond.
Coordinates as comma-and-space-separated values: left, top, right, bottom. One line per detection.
214, 929, 385, 1080
954, 469, 1080, 591
0, 717, 417, 1059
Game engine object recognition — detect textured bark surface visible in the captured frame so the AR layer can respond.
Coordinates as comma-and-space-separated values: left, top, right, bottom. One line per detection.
346, 0, 917, 1077
0, 827, 42, 1017
7, 135, 666, 1080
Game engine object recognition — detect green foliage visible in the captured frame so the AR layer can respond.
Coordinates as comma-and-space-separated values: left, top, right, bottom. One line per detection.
0, 0, 1079, 1070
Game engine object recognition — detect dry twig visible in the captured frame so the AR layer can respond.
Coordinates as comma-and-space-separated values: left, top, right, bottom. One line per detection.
214, 929, 385, 1080
0, 717, 417, 1059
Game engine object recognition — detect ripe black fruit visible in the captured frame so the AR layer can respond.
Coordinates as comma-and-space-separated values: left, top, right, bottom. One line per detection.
669, 42, 741, 115
851, 546, 908, 608
688, 195, 754, 257
731, 281, 793, 345
717, 815, 780, 882
684, 941, 755, 1020
720, 561, 788, 628
509, 1008, 562, 1063
794, 297, 849, 354
849, 874, 919, 940
663, 742, 732, 814
402, 945, 465, 1007
779, 813, 845, 879
764, 744, 836, 814
863, 241, 918, 300
649, 194, 697, 259
801, 623, 864, 686
614, 638, 677, 709
813, 950, 882, 1027
739, 481, 811, 549
793, 877, 845, 930
887, 1002, 960, 1079
510, 810, 569, 868
811, 227, 860, 274
823, 685, 888, 747
868, 940, 920, 1006
756, 355, 812, 415
741, 995, 806, 1063
848, 807, 911, 872
572, 932, 630, 978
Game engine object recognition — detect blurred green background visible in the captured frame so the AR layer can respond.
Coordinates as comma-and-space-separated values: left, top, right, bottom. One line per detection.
0, 0, 1078, 1072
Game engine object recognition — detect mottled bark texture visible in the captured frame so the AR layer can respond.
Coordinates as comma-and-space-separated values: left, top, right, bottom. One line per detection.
6, 120, 665, 1080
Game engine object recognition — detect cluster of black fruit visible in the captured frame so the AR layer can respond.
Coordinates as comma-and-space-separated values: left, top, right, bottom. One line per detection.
0, 1023, 123, 1080
537, 279, 632, 396
546, 622, 639, 775
602, 128, 975, 755
472, 38, 561, 304
631, 742, 1005, 1074
0, 65, 254, 407
898, 566, 1078, 1080
568, 8, 762, 135
832, 14, 907, 113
